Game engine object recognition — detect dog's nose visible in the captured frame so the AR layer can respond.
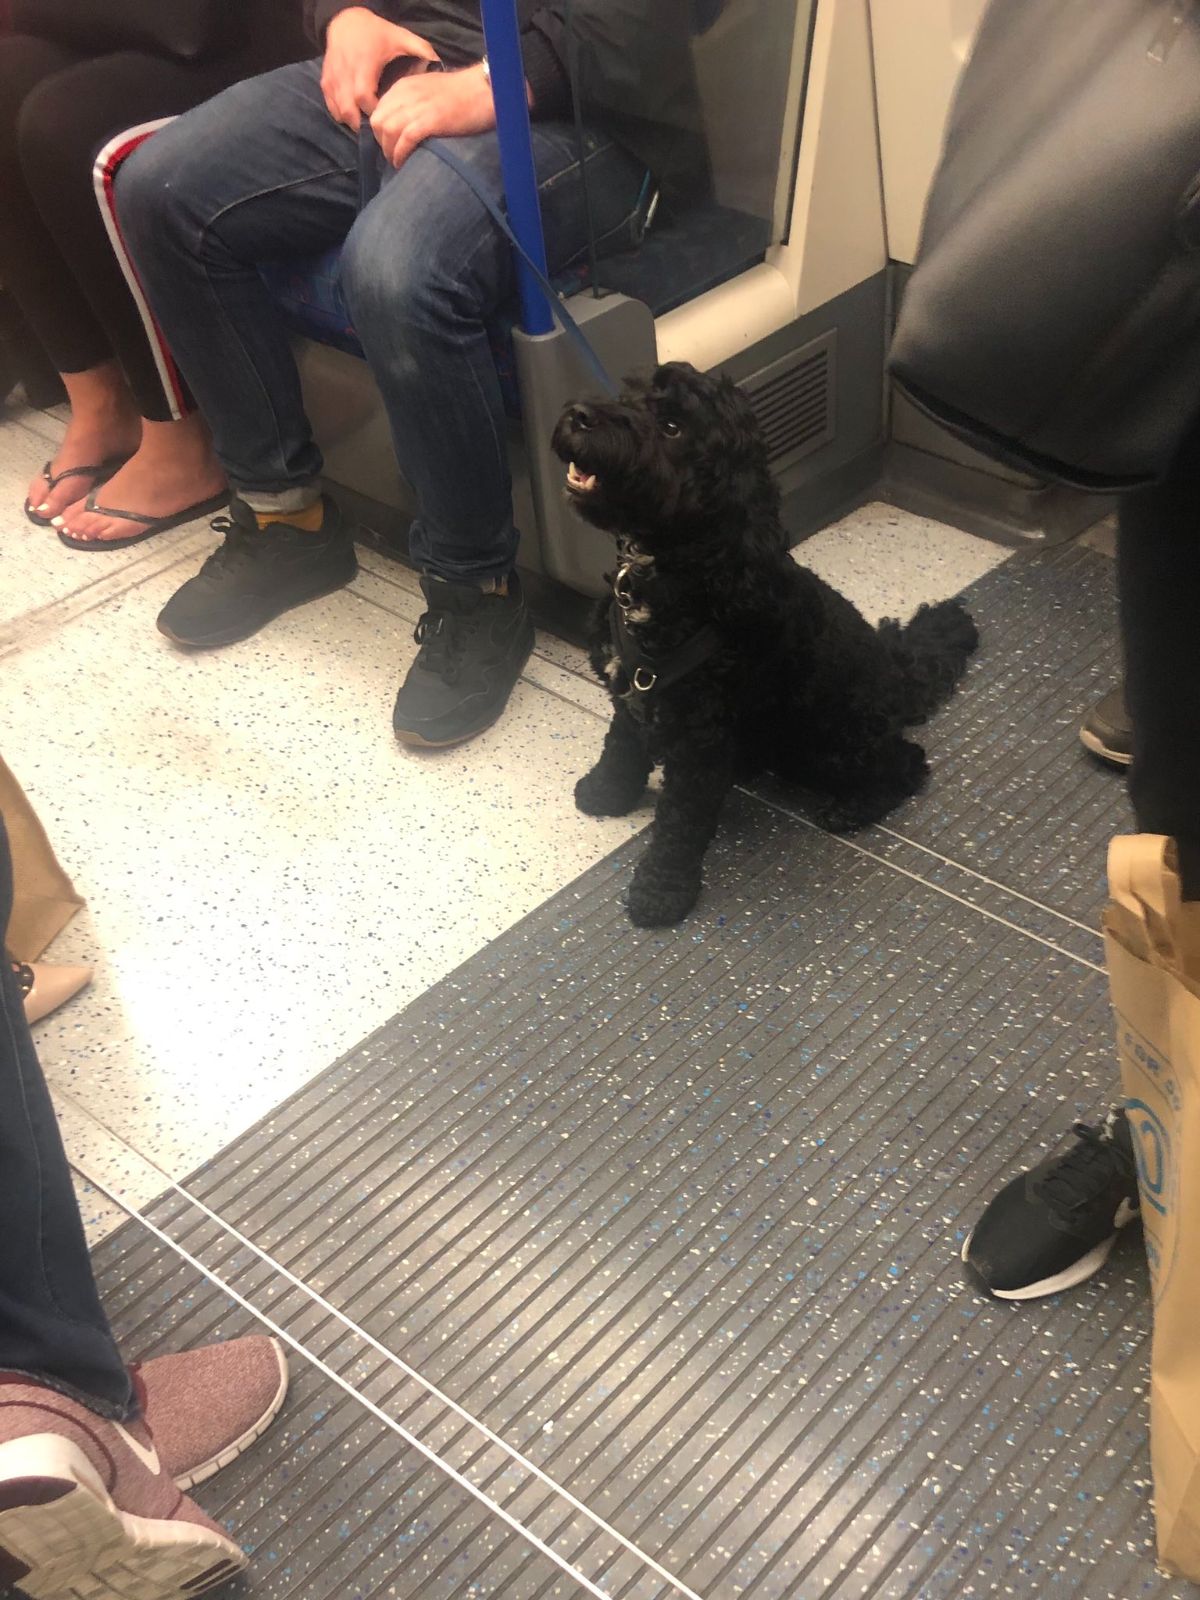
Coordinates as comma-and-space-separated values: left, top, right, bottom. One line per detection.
568, 404, 595, 432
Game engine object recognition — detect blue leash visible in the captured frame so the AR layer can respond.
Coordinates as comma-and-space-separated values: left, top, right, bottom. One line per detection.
356, 123, 620, 396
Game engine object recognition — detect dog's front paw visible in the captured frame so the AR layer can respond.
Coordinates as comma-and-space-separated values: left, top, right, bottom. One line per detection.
627, 858, 702, 926
575, 766, 646, 817
814, 795, 886, 834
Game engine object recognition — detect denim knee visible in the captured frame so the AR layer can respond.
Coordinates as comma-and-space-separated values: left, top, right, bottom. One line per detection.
338, 219, 435, 342
112, 124, 197, 253
339, 184, 500, 347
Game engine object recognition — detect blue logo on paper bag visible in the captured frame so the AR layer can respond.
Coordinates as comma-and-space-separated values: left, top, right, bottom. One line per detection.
1116, 1010, 1181, 1300
1127, 1099, 1171, 1219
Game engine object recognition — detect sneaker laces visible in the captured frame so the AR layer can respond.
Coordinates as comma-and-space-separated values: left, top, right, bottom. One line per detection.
413, 609, 465, 685
1031, 1116, 1136, 1220
200, 513, 251, 577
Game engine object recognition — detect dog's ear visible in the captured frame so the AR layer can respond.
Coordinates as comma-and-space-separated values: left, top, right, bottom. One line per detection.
707, 376, 785, 560
709, 375, 763, 458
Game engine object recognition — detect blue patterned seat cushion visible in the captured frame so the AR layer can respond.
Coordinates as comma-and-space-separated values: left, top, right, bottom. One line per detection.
257, 201, 770, 415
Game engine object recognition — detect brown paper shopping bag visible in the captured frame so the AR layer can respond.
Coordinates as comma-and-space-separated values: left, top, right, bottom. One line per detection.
1105, 833, 1200, 1579
0, 754, 84, 961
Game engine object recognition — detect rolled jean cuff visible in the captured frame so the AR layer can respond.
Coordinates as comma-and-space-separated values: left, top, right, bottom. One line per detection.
237, 484, 322, 515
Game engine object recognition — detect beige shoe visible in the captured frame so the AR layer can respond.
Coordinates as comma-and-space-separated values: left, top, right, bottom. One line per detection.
10, 960, 93, 1025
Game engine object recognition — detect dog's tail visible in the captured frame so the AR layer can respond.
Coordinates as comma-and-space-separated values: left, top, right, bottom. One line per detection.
877, 599, 979, 724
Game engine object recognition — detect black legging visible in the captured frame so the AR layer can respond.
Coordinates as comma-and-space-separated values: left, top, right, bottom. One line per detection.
1119, 413, 1200, 898
0, 14, 307, 422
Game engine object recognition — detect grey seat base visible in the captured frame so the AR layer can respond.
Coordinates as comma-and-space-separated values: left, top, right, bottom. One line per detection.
301, 264, 1109, 612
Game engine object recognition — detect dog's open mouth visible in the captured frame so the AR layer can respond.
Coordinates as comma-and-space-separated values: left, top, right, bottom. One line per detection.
566, 462, 599, 495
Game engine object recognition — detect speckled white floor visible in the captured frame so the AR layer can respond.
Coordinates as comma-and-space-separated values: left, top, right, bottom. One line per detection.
796, 501, 1005, 624
0, 395, 1007, 1243
0, 406, 209, 633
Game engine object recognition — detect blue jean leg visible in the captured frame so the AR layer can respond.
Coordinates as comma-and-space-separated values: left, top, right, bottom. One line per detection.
340, 124, 645, 584
117, 56, 645, 580
116, 58, 359, 507
0, 818, 134, 1419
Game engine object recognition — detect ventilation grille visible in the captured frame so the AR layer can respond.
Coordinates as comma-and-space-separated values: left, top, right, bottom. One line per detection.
741, 330, 836, 471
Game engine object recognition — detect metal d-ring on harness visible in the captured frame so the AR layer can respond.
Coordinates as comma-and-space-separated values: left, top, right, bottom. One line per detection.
609, 555, 722, 699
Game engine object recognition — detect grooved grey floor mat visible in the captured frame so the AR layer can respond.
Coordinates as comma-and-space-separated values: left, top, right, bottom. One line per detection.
79, 778, 1184, 1600
86, 1237, 587, 1600
881, 541, 1132, 927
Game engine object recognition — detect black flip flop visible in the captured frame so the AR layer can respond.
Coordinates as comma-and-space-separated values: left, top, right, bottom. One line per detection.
56, 487, 231, 551
24, 455, 131, 527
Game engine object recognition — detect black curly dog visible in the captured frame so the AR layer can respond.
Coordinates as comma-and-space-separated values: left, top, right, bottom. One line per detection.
552, 361, 979, 928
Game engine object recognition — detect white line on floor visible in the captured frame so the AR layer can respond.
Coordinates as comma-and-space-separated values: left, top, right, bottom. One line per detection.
751, 792, 1107, 976
77, 1160, 705, 1600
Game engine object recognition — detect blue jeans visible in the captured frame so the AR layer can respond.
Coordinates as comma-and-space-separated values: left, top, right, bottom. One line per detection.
115, 58, 645, 586
0, 817, 134, 1419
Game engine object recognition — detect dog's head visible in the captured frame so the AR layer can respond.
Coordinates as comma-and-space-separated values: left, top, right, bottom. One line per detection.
551, 361, 780, 557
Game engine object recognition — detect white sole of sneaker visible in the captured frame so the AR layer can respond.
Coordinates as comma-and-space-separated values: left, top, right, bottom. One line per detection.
174, 1339, 289, 1491
1078, 726, 1132, 767
0, 1434, 245, 1600
960, 1228, 1118, 1301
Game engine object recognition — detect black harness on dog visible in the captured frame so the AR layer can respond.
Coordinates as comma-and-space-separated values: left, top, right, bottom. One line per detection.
609, 554, 722, 698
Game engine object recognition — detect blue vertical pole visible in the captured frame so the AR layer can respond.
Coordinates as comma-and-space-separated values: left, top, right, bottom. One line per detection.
480, 0, 555, 335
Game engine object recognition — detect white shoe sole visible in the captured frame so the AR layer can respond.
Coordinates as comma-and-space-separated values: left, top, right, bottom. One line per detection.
174, 1338, 290, 1491
0, 1434, 245, 1600
1079, 725, 1132, 767
960, 1228, 1118, 1301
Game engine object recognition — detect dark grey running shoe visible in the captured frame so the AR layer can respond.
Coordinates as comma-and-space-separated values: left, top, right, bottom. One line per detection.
963, 1108, 1140, 1300
1079, 685, 1132, 768
157, 497, 357, 649
392, 573, 534, 748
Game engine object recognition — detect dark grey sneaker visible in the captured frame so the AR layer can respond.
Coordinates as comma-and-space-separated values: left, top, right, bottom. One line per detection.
156, 497, 357, 649
963, 1107, 1141, 1301
1080, 685, 1132, 768
393, 573, 535, 748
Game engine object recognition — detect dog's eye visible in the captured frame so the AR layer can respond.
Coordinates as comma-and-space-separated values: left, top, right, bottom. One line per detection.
660, 419, 682, 438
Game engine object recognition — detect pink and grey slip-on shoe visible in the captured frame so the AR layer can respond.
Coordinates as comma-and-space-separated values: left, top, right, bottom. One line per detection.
137, 1336, 289, 1490
0, 1374, 246, 1600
